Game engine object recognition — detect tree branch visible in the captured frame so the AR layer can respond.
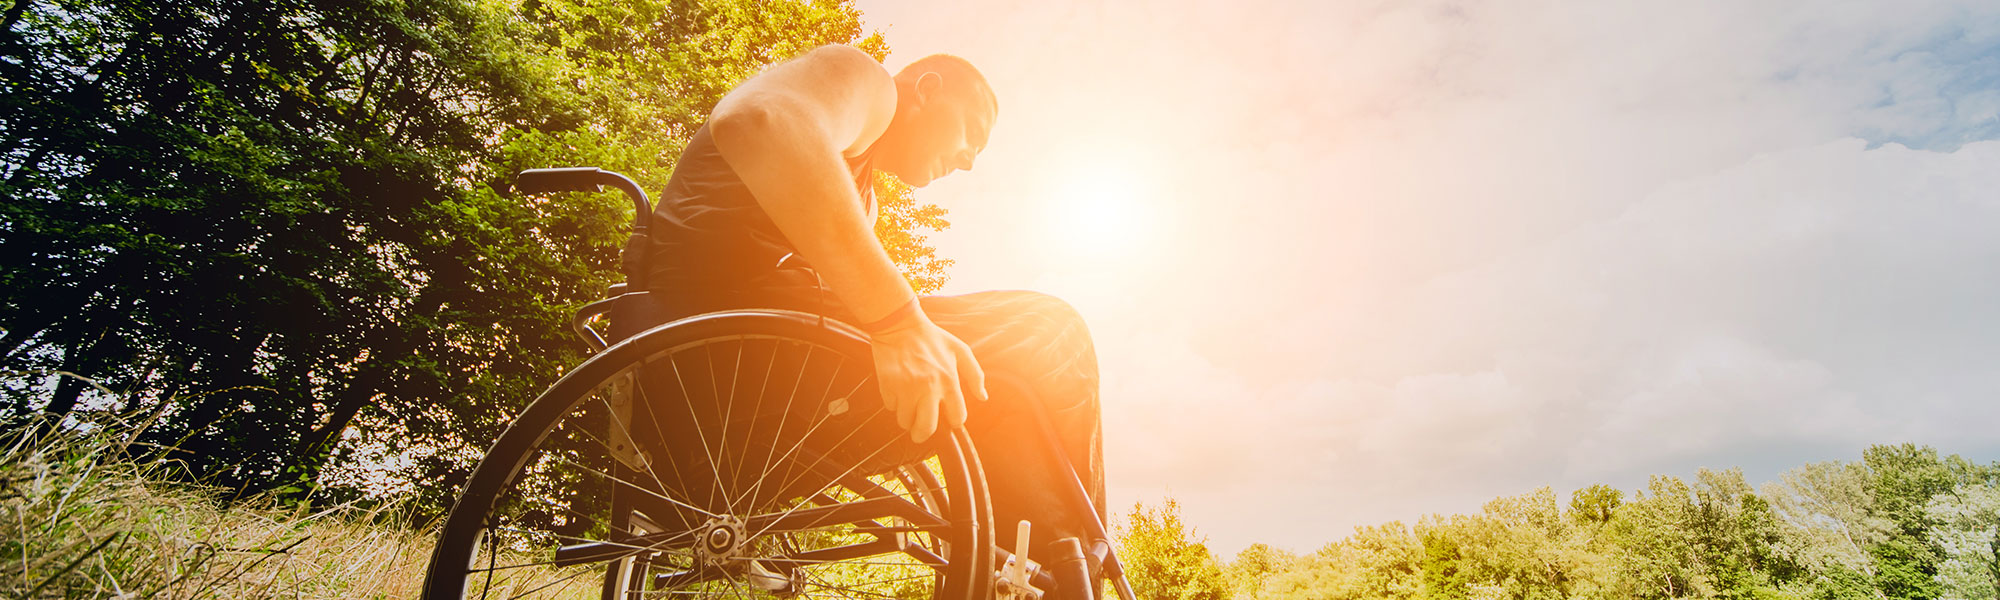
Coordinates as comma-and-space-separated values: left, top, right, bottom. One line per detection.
0, 0, 34, 43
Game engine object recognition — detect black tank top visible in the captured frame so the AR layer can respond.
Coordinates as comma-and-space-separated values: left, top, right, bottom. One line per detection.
643, 123, 876, 297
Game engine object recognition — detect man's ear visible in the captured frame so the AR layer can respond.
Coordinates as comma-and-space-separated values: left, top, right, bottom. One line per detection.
914, 72, 945, 104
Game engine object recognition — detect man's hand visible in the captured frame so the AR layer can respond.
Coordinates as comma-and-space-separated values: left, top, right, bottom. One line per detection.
870, 315, 988, 443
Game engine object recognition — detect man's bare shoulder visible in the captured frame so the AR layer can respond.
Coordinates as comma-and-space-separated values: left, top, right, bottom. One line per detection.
716, 45, 894, 153
735, 45, 891, 101
798, 44, 889, 75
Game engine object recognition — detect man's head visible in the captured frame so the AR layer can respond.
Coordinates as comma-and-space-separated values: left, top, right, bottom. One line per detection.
872, 54, 997, 188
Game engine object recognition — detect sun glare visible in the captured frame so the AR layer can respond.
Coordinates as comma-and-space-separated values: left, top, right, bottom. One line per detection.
1046, 163, 1157, 263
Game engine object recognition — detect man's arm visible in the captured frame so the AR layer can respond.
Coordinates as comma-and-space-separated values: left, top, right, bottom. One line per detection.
706, 45, 986, 442
708, 45, 904, 320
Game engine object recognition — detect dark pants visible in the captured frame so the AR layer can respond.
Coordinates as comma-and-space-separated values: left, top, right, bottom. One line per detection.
922, 291, 1107, 556
640, 273, 1108, 562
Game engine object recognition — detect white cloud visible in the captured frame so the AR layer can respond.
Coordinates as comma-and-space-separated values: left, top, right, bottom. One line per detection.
1123, 138, 2000, 552
857, 0, 2000, 553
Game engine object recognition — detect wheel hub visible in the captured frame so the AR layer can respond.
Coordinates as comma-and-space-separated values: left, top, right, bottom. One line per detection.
696, 515, 749, 568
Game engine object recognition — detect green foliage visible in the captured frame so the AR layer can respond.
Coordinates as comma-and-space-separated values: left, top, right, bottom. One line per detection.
1471, 488, 1597, 599
1863, 444, 1961, 536
1226, 543, 1297, 598
1604, 476, 1708, 599
1927, 481, 2000, 600
873, 171, 953, 293
1116, 498, 1229, 600
1809, 564, 1878, 600
1765, 460, 1886, 578
1572, 483, 1625, 525
1, 0, 549, 499
1418, 518, 1474, 600
1219, 445, 1997, 600
1859, 443, 1977, 599
1258, 523, 1423, 600
0, 0, 949, 513
1870, 537, 1940, 600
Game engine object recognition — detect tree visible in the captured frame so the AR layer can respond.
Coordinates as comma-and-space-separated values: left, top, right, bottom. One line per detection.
1603, 475, 1710, 599
1571, 483, 1624, 526
1117, 498, 1228, 600
1417, 515, 1476, 600
1687, 469, 1808, 598
1177, 451, 1997, 600
1928, 482, 2000, 600
1255, 522, 1423, 600
1, 0, 563, 496
0, 0, 951, 511
1861, 444, 1959, 599
1467, 487, 1602, 600
873, 171, 953, 293
1764, 460, 1889, 578
1225, 543, 1296, 599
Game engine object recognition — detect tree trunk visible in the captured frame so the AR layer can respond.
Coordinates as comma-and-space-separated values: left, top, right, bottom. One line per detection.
37, 315, 117, 423
291, 366, 386, 471
41, 370, 87, 422
151, 344, 262, 476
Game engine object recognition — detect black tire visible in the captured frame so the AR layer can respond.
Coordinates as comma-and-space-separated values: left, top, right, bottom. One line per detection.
423, 310, 995, 599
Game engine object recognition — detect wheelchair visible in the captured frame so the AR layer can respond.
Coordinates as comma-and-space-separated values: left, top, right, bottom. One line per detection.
422, 168, 1136, 600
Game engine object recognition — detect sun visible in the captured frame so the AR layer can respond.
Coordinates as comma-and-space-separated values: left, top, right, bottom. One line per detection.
1046, 164, 1156, 262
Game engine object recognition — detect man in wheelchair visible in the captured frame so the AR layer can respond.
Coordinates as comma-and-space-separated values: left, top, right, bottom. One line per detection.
642, 45, 1108, 596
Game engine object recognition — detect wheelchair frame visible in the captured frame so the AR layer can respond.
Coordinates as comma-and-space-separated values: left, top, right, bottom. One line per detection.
420, 167, 1136, 600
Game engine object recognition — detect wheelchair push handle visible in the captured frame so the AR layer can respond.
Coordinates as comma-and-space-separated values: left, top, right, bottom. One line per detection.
513, 167, 653, 231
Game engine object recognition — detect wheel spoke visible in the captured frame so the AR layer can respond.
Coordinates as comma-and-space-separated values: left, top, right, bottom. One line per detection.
431, 316, 986, 600
587, 387, 699, 514
748, 374, 881, 515
704, 341, 740, 516
736, 354, 856, 514
633, 357, 703, 525
546, 453, 720, 520
746, 432, 910, 543
666, 353, 730, 514
731, 337, 787, 512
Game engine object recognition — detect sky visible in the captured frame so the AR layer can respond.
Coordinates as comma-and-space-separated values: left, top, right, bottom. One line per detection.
850, 0, 2000, 554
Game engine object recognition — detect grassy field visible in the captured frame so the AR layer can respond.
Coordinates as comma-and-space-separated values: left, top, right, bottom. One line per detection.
0, 418, 434, 599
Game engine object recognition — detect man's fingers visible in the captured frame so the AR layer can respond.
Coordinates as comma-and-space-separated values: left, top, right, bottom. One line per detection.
893, 386, 915, 431
956, 342, 988, 404
911, 390, 940, 443
933, 370, 968, 437
941, 393, 967, 433
942, 349, 972, 431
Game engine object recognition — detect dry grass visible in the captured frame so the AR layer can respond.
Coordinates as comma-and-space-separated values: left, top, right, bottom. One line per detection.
0, 416, 435, 599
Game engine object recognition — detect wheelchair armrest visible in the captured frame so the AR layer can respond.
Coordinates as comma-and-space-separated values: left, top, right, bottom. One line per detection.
572, 283, 651, 352
571, 296, 621, 351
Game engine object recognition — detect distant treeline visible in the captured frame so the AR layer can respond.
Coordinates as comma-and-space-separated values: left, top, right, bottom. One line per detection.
1118, 443, 2000, 600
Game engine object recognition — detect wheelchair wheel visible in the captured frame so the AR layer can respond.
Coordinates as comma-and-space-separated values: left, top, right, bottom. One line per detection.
423, 310, 995, 599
